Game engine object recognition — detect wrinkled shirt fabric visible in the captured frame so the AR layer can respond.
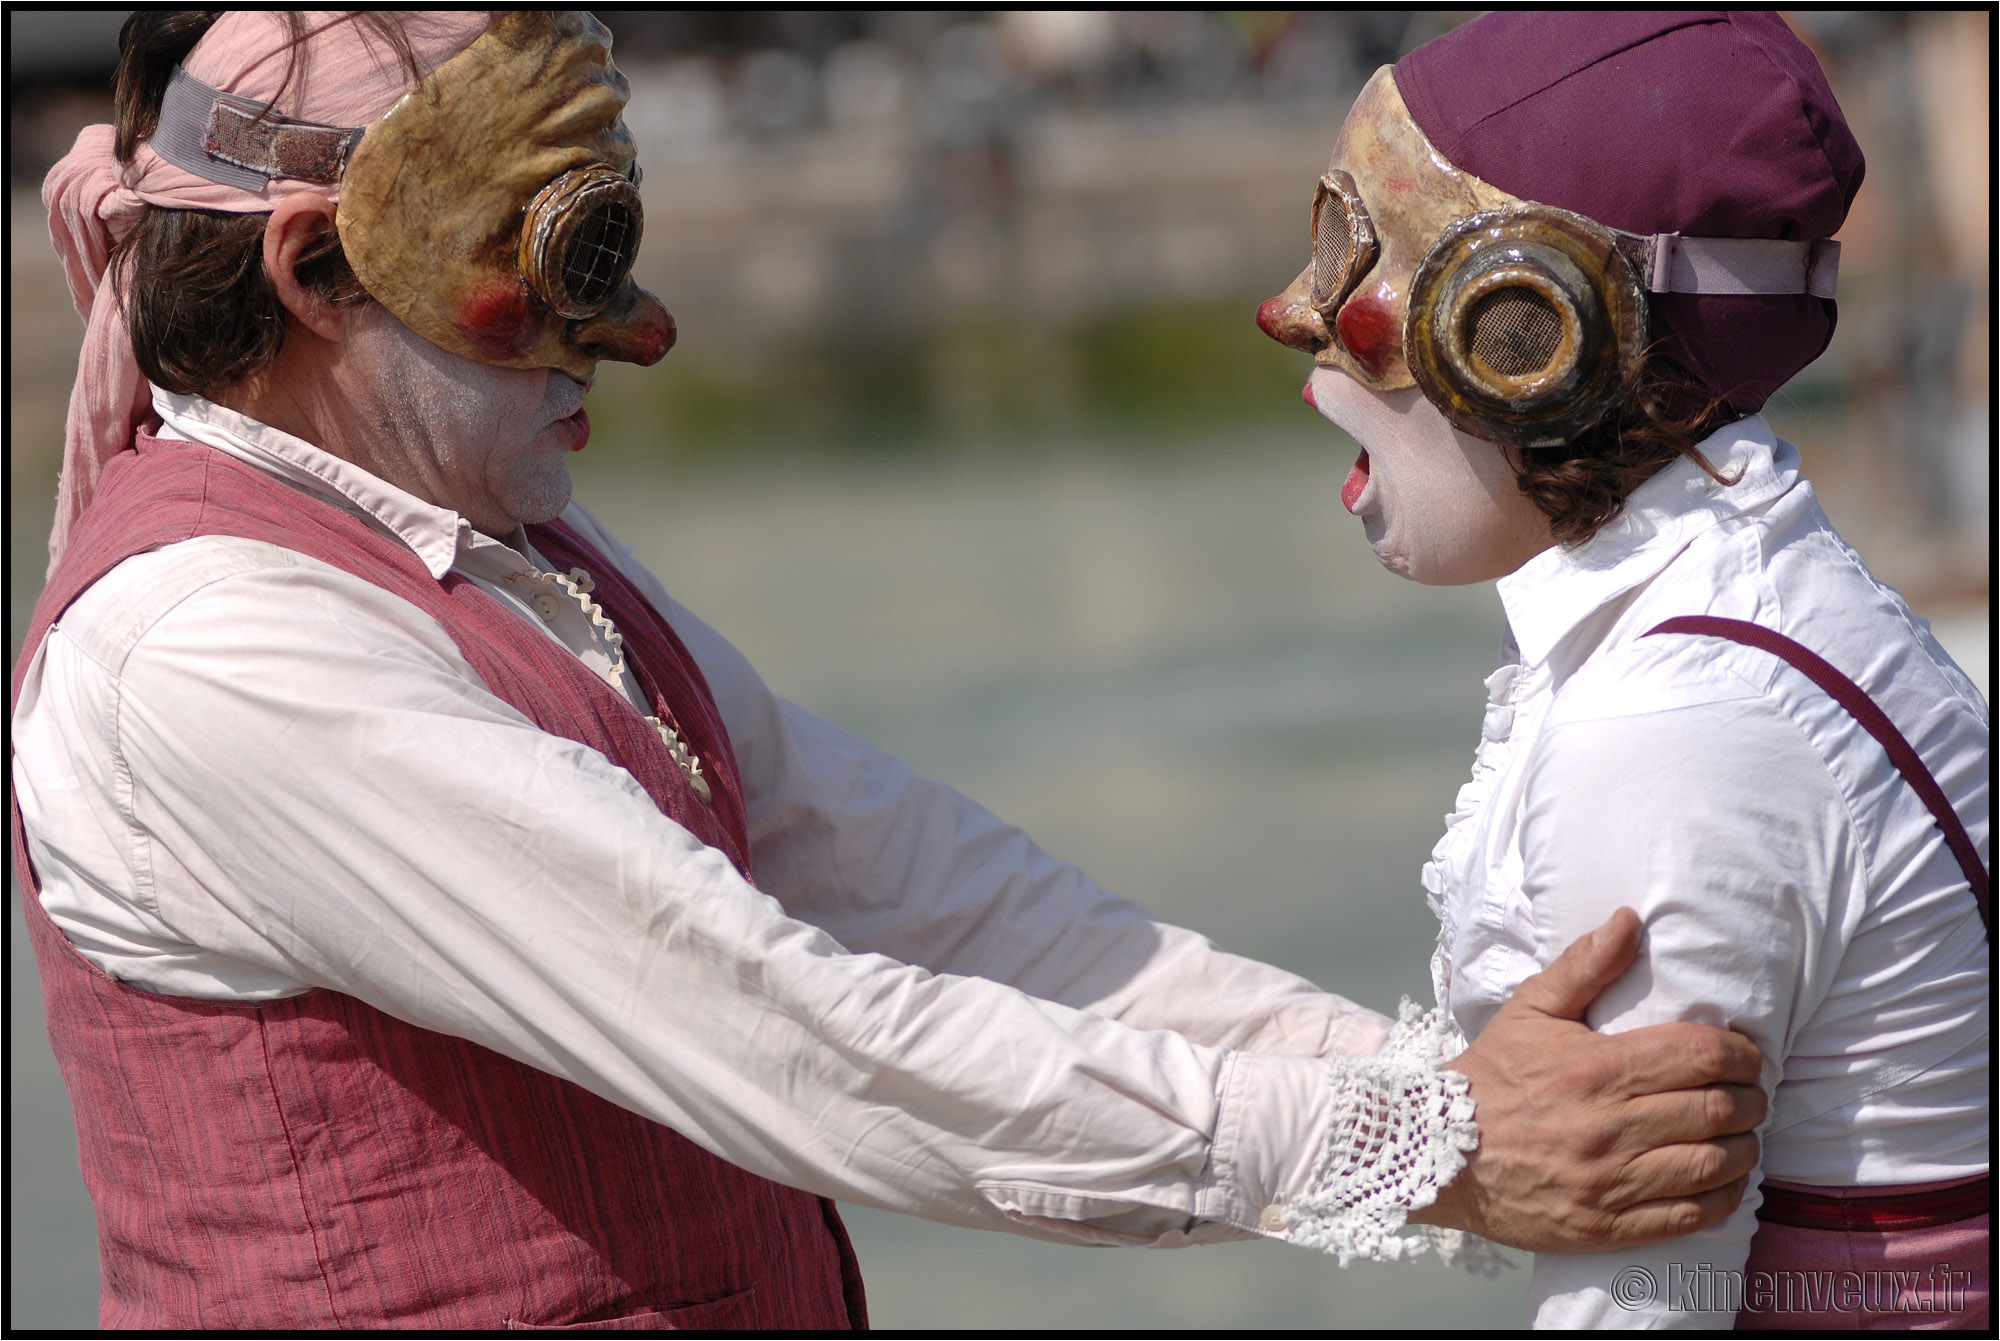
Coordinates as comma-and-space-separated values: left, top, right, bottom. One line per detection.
14, 389, 1401, 1248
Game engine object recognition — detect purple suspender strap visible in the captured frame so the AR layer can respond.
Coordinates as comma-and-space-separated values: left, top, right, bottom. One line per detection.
1643, 615, 1990, 937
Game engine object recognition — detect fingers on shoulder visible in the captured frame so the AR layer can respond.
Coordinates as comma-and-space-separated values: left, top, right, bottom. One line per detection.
1616, 1134, 1759, 1211
1595, 1177, 1750, 1248
1601, 1020, 1762, 1095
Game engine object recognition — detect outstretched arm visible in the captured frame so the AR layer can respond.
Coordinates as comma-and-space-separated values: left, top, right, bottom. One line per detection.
568, 502, 1393, 1063
552, 504, 1770, 1257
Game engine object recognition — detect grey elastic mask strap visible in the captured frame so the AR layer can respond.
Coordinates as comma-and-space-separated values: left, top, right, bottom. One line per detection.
1627, 232, 1842, 300
152, 66, 363, 190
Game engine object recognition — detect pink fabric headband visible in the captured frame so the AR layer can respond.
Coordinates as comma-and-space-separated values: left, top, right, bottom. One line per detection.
40, 10, 490, 572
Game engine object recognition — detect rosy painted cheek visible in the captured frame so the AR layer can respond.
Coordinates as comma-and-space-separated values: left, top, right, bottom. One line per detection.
1335, 294, 1401, 380
454, 283, 537, 360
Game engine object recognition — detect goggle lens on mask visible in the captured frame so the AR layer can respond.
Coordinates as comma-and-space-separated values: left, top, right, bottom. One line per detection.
520, 165, 645, 320
1309, 170, 1377, 319
1406, 204, 1648, 447
1464, 284, 1568, 379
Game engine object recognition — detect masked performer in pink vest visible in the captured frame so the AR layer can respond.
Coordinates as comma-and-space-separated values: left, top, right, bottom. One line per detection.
16, 12, 1779, 1330
1260, 11, 1988, 1330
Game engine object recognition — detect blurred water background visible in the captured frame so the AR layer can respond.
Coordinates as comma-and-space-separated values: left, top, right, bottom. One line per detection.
8, 10, 1989, 1331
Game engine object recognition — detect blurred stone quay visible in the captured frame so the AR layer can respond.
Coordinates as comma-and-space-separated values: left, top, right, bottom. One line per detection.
10, 10, 1988, 600
614, 12, 1401, 337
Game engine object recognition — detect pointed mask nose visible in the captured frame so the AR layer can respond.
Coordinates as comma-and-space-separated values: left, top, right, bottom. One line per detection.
1257, 265, 1330, 354
570, 283, 678, 367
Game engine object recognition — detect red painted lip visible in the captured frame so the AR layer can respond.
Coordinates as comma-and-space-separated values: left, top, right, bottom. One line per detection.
560, 407, 592, 452
1341, 448, 1369, 513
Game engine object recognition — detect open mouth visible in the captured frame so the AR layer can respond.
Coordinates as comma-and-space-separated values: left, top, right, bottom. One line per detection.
1342, 448, 1370, 513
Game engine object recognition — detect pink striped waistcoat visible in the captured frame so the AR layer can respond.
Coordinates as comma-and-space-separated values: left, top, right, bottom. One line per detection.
10, 436, 866, 1331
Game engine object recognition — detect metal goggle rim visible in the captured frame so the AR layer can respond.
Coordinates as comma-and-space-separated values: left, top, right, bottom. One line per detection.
519, 163, 646, 321
1309, 169, 1379, 321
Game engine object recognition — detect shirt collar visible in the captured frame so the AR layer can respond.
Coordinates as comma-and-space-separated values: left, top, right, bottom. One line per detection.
1495, 415, 1799, 667
151, 386, 535, 580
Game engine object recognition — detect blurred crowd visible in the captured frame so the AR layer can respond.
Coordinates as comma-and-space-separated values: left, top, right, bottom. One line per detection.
603, 12, 1430, 141
590, 13, 1425, 347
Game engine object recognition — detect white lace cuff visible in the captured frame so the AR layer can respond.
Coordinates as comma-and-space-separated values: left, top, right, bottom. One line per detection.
1268, 999, 1491, 1267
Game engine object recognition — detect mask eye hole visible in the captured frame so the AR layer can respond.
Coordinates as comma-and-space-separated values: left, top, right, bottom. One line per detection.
1310, 169, 1377, 318
520, 166, 645, 320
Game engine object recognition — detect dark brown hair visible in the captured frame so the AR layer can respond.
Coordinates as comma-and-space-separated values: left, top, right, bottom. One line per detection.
1511, 354, 1739, 547
108, 11, 418, 395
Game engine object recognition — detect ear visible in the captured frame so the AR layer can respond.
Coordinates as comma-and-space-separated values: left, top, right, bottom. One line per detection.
261, 194, 348, 341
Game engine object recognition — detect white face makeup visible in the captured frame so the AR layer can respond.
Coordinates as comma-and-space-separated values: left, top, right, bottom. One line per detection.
1307, 365, 1553, 585
340, 305, 590, 535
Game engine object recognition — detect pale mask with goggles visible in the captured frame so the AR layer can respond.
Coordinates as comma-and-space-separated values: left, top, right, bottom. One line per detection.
154, 10, 672, 381
1260, 68, 1841, 451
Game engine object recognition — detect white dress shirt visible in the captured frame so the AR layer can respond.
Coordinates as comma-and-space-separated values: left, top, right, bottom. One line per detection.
1422, 417, 1990, 1328
13, 390, 1406, 1250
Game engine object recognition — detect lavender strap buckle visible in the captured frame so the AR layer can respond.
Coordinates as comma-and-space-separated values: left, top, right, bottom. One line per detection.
1631, 232, 1841, 300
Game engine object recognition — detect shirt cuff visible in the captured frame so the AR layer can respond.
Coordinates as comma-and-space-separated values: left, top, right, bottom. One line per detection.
1193, 1047, 1339, 1234
1240, 1000, 1489, 1265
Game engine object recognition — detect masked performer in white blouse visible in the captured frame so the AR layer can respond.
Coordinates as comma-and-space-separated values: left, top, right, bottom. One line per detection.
14, 12, 1774, 1331
1259, 11, 1988, 1331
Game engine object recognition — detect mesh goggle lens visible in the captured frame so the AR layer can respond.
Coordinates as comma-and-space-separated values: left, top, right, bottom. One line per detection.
1465, 286, 1568, 379
1310, 170, 1377, 319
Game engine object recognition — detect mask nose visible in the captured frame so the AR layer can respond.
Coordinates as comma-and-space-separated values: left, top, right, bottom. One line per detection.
1257, 266, 1330, 354
570, 284, 677, 366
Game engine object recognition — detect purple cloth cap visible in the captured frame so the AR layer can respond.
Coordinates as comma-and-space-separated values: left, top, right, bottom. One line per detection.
1394, 10, 1865, 413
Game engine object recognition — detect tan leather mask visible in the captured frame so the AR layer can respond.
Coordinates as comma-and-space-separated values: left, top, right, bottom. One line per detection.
1263, 68, 1519, 391
336, 11, 675, 380
1262, 64, 1843, 448
1260, 67, 1652, 448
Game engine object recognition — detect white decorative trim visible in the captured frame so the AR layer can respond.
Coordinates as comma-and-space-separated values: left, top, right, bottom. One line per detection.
547, 564, 710, 802
1273, 1000, 1501, 1269
546, 565, 630, 685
